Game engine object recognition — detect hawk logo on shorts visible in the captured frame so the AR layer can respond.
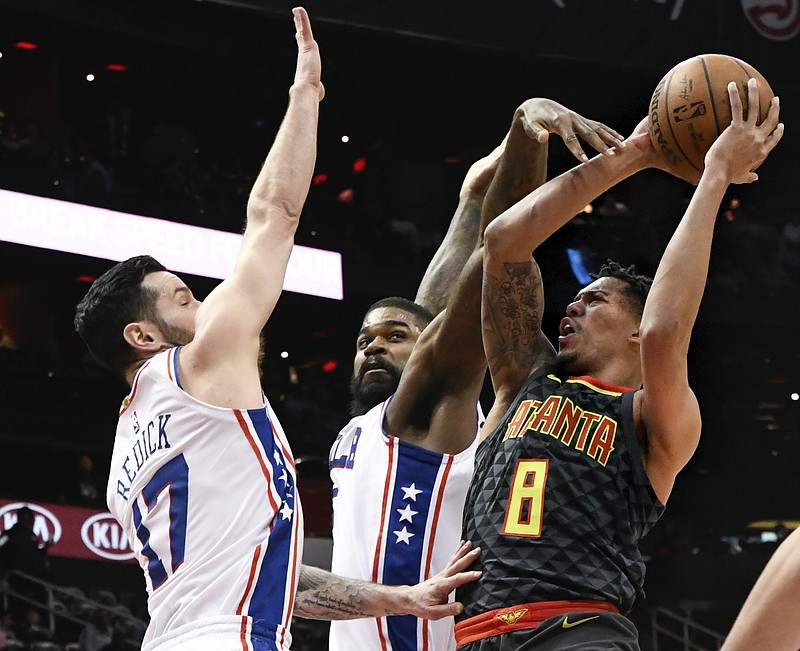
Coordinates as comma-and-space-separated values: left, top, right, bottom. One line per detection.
496, 608, 528, 625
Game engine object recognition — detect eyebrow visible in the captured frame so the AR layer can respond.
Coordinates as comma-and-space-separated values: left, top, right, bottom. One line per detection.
173, 286, 191, 298
357, 319, 413, 337
572, 288, 609, 302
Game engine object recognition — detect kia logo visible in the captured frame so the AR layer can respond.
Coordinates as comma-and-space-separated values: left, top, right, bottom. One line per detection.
81, 513, 135, 561
0, 502, 62, 544
742, 0, 800, 40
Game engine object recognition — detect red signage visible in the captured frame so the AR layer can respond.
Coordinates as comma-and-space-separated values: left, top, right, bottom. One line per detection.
0, 498, 135, 563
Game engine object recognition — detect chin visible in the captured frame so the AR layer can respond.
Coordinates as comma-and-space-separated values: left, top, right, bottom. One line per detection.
348, 379, 397, 417
556, 350, 582, 375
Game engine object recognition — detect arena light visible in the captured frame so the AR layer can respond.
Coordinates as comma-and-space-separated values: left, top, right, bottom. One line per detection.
0, 189, 343, 300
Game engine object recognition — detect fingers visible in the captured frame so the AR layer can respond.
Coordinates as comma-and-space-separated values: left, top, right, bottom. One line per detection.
599, 123, 625, 143
728, 81, 744, 124
745, 77, 759, 125
291, 7, 324, 99
561, 133, 589, 162
417, 571, 482, 620
293, 7, 313, 48
442, 541, 480, 575
445, 570, 483, 589
520, 120, 550, 144
766, 121, 785, 152
424, 601, 465, 621
762, 95, 782, 134
576, 127, 621, 160
597, 126, 626, 150
560, 122, 625, 163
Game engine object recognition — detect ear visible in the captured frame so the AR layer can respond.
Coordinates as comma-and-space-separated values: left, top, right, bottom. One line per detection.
123, 321, 164, 355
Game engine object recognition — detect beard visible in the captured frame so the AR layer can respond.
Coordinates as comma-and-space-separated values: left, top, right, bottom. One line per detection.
556, 347, 587, 377
153, 316, 195, 348
349, 357, 402, 417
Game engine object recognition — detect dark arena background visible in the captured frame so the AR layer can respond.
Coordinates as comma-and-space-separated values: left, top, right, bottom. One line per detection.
0, 1, 798, 649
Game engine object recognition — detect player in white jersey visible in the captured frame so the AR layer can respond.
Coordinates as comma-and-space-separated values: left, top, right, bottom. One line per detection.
330, 101, 626, 651
330, 399, 482, 650
75, 10, 483, 651
109, 346, 303, 650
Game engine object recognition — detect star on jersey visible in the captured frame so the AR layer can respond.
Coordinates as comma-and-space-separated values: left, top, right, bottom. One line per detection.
279, 501, 293, 520
393, 526, 415, 545
279, 468, 289, 485
400, 483, 422, 502
396, 504, 418, 523
274, 450, 283, 466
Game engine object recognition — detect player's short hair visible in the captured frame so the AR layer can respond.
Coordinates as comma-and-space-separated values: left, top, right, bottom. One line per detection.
74, 255, 167, 378
591, 260, 653, 320
365, 297, 434, 329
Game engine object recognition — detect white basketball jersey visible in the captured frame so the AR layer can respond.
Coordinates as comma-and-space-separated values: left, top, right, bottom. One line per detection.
328, 398, 481, 651
107, 347, 303, 651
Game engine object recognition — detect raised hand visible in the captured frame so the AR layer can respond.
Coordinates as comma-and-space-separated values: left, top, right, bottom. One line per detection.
404, 540, 481, 620
704, 79, 783, 185
292, 7, 324, 100
515, 98, 625, 162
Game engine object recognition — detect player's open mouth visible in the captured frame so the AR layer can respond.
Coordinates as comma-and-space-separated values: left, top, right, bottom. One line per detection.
559, 318, 576, 336
361, 368, 390, 384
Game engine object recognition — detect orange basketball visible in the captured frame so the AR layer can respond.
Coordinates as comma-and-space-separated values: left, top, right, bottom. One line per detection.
648, 54, 774, 184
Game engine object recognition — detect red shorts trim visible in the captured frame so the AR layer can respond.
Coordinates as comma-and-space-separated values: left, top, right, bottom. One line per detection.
455, 600, 619, 646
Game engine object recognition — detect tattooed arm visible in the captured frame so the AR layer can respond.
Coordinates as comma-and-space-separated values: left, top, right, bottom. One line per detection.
480, 258, 555, 437
415, 146, 503, 315
416, 98, 623, 316
480, 119, 659, 436
293, 541, 481, 620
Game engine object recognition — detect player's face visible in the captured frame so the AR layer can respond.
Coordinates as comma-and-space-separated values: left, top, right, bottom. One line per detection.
556, 276, 640, 376
143, 271, 201, 347
349, 307, 425, 416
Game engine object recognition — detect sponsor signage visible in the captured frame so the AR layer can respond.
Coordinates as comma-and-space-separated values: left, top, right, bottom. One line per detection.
0, 498, 135, 563
0, 188, 343, 300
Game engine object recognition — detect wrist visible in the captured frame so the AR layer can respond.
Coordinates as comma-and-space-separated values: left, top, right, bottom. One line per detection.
289, 81, 322, 98
387, 584, 413, 617
696, 161, 733, 190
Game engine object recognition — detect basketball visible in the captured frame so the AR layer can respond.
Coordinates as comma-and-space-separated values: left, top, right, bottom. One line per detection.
648, 54, 774, 184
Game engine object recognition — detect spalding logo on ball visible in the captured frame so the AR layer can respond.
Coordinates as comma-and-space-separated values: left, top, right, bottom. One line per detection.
648, 54, 774, 184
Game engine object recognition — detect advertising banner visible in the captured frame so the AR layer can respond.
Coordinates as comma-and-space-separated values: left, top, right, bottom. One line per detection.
0, 498, 135, 564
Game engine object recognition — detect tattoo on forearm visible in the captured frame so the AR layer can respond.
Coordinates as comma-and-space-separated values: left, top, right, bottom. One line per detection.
294, 565, 393, 620
417, 198, 482, 314
483, 260, 543, 375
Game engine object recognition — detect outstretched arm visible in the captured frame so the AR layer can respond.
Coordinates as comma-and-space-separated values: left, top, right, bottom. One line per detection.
721, 526, 800, 651
637, 80, 783, 502
294, 541, 480, 621
415, 146, 503, 315
415, 99, 624, 315
389, 100, 622, 453
180, 8, 323, 406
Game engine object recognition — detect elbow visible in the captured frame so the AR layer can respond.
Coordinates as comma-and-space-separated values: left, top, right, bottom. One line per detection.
247, 196, 304, 225
638, 322, 689, 359
483, 218, 512, 254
